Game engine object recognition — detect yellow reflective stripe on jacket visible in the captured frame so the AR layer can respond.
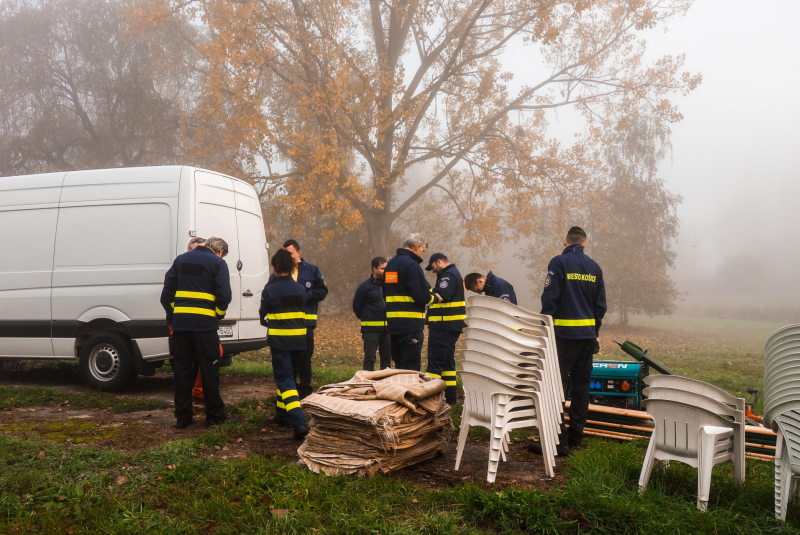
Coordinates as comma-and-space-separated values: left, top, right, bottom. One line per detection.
281, 389, 299, 399
427, 315, 467, 322
553, 318, 596, 327
428, 301, 466, 309
304, 314, 318, 320
387, 311, 426, 319
284, 401, 301, 411
386, 296, 414, 303
427, 293, 435, 305
170, 302, 174, 309
267, 312, 305, 320
267, 328, 307, 336
361, 321, 387, 327
175, 291, 215, 301
174, 307, 217, 317
216, 308, 226, 316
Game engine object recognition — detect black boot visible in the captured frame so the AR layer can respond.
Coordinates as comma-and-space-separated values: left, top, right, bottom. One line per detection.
293, 425, 309, 440
528, 440, 570, 457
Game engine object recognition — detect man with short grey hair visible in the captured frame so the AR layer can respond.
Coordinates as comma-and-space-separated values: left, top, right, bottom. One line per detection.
205, 237, 229, 258
382, 233, 433, 370
187, 237, 206, 251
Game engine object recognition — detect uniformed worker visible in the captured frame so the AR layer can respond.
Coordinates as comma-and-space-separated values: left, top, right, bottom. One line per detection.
382, 233, 433, 371
352, 256, 391, 371
259, 248, 310, 440
464, 271, 517, 304
161, 237, 234, 429
186, 237, 207, 412
424, 253, 465, 405
528, 226, 606, 457
267, 239, 328, 400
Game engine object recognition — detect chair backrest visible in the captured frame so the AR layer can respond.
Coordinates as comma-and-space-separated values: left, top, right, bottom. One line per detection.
463, 318, 548, 348
462, 349, 544, 381
765, 324, 800, 354
644, 375, 745, 411
461, 360, 542, 391
466, 295, 558, 357
642, 398, 737, 457
771, 410, 800, 472
458, 370, 538, 423
643, 386, 740, 419
463, 337, 547, 363
465, 305, 549, 337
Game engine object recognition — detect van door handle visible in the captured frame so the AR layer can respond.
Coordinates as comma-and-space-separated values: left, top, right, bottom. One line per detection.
242, 290, 253, 297
236, 260, 243, 271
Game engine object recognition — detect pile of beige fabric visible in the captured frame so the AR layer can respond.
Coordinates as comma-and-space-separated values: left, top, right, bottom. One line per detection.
297, 369, 452, 476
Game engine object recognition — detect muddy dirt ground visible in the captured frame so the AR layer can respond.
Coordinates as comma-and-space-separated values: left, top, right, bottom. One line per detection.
0, 364, 565, 491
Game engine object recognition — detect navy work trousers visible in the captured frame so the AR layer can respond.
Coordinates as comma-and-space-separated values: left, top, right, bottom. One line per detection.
172, 330, 226, 425
272, 347, 307, 429
362, 331, 392, 371
426, 329, 460, 404
557, 336, 595, 446
390, 331, 424, 371
292, 327, 315, 399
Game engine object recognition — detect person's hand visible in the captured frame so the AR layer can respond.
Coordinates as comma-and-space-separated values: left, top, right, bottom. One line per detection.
168, 324, 173, 336
592, 338, 601, 355
435, 293, 443, 303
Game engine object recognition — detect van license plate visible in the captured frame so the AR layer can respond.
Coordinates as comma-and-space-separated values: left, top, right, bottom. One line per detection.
218, 326, 233, 338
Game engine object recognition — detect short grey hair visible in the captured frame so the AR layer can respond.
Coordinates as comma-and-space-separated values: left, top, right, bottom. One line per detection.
206, 237, 229, 258
402, 233, 428, 249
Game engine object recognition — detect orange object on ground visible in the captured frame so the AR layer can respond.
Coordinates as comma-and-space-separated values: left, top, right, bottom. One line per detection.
192, 369, 205, 406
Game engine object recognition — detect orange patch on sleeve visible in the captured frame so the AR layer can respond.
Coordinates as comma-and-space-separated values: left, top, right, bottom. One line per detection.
385, 272, 398, 283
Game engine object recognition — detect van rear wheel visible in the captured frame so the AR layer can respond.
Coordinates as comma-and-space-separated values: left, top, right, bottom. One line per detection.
79, 332, 134, 391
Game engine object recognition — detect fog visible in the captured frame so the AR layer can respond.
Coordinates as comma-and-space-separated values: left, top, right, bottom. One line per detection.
413, 1, 800, 320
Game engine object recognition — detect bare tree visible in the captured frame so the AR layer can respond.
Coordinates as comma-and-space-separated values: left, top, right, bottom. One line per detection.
0, 0, 200, 175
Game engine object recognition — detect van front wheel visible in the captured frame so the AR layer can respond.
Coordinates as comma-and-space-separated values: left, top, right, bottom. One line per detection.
79, 333, 134, 391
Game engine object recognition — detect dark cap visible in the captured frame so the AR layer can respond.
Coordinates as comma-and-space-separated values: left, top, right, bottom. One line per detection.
425, 253, 448, 271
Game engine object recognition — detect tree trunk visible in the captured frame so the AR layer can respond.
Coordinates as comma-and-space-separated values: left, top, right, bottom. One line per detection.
365, 211, 395, 259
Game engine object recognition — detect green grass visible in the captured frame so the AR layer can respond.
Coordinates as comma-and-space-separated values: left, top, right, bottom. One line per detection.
0, 386, 170, 413
1, 431, 798, 533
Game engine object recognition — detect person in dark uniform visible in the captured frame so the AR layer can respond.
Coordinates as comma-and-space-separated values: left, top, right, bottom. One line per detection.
259, 249, 310, 440
161, 237, 234, 429
353, 256, 391, 371
464, 271, 517, 304
382, 233, 433, 371
529, 226, 606, 456
267, 239, 328, 399
425, 253, 465, 405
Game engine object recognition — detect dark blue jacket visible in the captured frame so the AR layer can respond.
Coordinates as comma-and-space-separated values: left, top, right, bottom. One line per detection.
352, 276, 387, 333
160, 246, 232, 332
427, 264, 466, 332
259, 275, 309, 351
484, 271, 517, 305
382, 248, 433, 335
267, 258, 327, 327
540, 244, 607, 340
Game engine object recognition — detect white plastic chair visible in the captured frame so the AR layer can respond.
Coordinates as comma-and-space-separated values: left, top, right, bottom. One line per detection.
466, 295, 558, 354
763, 324, 800, 520
456, 370, 555, 481
773, 412, 800, 521
461, 351, 559, 456
639, 388, 745, 511
643, 375, 745, 483
464, 317, 563, 406
462, 349, 560, 451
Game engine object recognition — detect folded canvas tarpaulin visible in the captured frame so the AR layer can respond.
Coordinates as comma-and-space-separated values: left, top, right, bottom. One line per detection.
297, 369, 452, 476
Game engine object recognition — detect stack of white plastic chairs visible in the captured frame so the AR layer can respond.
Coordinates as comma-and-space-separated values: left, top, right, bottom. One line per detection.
637, 375, 745, 512
763, 323, 800, 521
454, 295, 563, 482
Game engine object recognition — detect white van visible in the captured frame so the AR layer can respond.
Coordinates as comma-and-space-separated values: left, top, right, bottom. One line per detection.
0, 166, 269, 390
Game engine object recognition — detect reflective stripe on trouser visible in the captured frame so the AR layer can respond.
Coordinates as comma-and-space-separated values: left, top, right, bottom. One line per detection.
426, 329, 460, 404
271, 347, 306, 429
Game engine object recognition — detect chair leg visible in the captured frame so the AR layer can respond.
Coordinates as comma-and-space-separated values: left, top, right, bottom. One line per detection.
454, 412, 472, 471
776, 431, 793, 521
639, 432, 658, 494
487, 431, 504, 484
539, 423, 554, 478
